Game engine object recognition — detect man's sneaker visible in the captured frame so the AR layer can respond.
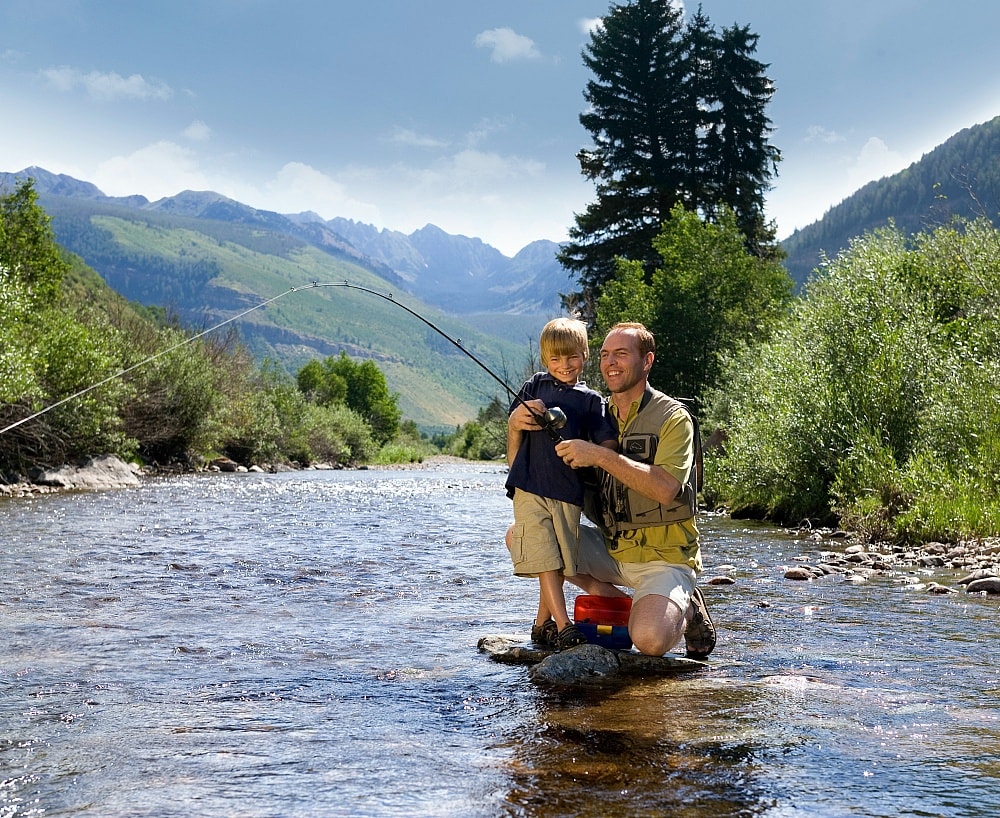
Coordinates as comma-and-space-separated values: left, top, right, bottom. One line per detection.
684, 587, 716, 660
531, 619, 558, 647
556, 623, 588, 650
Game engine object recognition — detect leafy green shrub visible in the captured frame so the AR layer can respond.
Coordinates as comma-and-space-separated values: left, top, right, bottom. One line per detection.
712, 218, 1000, 540
298, 403, 376, 466
373, 420, 438, 465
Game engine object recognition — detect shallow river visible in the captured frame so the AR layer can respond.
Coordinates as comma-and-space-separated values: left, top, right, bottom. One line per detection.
2, 463, 999, 817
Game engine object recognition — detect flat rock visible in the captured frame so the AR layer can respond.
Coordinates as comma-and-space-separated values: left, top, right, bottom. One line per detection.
34, 455, 141, 490
478, 634, 707, 688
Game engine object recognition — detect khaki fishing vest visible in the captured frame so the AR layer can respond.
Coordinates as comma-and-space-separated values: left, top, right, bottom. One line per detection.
595, 388, 700, 537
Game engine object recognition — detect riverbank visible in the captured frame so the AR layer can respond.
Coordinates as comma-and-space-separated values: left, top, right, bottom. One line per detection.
779, 525, 1000, 594
0, 453, 491, 497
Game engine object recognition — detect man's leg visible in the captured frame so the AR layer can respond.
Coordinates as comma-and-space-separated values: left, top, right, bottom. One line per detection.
571, 526, 630, 592
629, 593, 686, 656
621, 561, 703, 657
565, 571, 628, 597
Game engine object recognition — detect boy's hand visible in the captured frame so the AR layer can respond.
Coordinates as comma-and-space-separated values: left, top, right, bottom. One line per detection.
508, 399, 547, 431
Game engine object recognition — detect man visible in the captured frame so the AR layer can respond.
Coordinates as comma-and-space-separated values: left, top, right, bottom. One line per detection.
508, 322, 715, 659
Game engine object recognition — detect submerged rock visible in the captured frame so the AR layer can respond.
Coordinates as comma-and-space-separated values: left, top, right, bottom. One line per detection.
478, 635, 707, 689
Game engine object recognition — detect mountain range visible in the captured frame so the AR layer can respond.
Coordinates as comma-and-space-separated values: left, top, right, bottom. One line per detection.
3, 113, 997, 428
2, 167, 568, 431
781, 114, 1000, 284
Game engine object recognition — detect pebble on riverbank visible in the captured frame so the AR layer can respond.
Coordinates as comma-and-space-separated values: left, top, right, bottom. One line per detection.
780, 527, 1000, 596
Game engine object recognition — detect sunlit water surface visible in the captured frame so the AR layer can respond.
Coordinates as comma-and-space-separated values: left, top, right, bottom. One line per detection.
2, 463, 1000, 817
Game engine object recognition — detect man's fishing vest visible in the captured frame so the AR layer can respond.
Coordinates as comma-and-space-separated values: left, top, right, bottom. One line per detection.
593, 387, 701, 538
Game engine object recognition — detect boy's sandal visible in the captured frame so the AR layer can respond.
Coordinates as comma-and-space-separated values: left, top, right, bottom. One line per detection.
531, 619, 559, 646
556, 623, 588, 650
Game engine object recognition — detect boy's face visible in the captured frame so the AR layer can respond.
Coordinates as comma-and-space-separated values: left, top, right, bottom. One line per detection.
545, 350, 585, 385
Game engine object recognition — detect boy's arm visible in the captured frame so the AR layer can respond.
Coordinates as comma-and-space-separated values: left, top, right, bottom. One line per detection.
507, 398, 548, 467
506, 422, 522, 467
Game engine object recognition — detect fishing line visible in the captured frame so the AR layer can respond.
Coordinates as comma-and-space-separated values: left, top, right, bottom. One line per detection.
313, 283, 565, 439
1, 281, 566, 439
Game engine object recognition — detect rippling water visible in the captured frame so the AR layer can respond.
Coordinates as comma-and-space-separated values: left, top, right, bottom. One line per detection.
2, 463, 1000, 817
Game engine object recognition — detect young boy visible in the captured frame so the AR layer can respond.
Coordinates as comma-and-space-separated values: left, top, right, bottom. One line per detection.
505, 318, 618, 650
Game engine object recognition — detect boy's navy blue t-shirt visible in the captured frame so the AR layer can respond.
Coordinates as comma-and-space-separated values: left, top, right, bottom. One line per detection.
505, 372, 617, 507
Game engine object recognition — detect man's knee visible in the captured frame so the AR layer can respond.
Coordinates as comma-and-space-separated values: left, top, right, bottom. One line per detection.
629, 595, 684, 656
630, 624, 681, 656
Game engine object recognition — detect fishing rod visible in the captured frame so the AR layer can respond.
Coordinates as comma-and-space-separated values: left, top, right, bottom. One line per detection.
1, 281, 567, 440
312, 282, 567, 441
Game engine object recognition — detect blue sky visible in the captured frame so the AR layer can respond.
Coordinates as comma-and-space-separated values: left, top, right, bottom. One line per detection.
2, 1, 998, 256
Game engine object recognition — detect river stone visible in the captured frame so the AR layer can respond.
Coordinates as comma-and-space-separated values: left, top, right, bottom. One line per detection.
966, 577, 1000, 595
784, 566, 814, 581
477, 635, 706, 688
33, 455, 141, 490
958, 569, 1000, 585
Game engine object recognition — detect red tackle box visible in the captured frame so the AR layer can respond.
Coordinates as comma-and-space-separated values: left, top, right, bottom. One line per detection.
573, 594, 633, 650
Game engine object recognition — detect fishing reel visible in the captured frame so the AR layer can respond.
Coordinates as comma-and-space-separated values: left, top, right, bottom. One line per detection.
539, 406, 567, 441
542, 406, 567, 432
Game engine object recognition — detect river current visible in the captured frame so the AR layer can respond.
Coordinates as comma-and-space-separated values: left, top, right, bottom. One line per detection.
2, 462, 999, 817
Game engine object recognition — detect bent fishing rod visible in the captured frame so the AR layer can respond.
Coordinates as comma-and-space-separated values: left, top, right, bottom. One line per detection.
0, 281, 567, 440
313, 283, 566, 440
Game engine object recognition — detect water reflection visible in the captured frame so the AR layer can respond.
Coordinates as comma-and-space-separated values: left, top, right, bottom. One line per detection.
500, 678, 773, 818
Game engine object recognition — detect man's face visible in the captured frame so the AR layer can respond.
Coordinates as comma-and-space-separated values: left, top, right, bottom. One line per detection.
599, 329, 652, 395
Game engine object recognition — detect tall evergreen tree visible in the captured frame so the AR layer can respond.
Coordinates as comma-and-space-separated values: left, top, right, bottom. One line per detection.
559, 1, 780, 318
559, 0, 689, 313
703, 23, 781, 257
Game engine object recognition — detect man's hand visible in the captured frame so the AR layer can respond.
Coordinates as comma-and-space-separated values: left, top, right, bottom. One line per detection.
555, 438, 607, 469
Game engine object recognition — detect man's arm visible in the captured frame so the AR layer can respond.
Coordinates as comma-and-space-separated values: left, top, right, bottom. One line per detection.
555, 438, 680, 506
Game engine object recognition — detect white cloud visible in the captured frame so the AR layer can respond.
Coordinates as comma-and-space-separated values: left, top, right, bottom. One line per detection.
847, 136, 907, 189
805, 125, 845, 144
463, 117, 512, 149
183, 121, 211, 142
257, 162, 382, 223
474, 28, 541, 63
442, 149, 545, 185
383, 127, 448, 149
94, 141, 208, 198
275, 148, 566, 253
579, 18, 603, 36
40, 66, 173, 101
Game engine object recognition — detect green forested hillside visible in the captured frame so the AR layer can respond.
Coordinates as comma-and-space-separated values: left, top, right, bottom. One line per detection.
43, 200, 537, 433
781, 115, 1000, 285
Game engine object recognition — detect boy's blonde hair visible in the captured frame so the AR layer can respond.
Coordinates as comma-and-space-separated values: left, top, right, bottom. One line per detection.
539, 317, 589, 361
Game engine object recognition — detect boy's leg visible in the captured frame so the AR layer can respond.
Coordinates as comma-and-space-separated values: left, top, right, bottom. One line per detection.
537, 569, 571, 630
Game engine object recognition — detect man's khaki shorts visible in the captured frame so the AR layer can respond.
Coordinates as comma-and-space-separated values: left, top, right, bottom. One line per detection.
576, 524, 696, 611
